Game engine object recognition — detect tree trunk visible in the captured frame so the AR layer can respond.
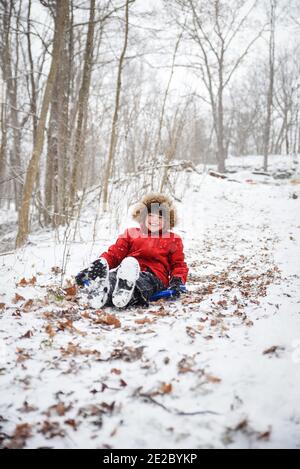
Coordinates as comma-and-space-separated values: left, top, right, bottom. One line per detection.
0, 82, 7, 189
68, 0, 96, 213
16, 0, 69, 248
103, 0, 133, 208
263, 0, 276, 171
1, 0, 23, 208
44, 7, 71, 228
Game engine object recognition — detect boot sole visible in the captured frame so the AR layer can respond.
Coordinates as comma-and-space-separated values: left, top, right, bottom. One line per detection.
83, 258, 110, 309
112, 257, 140, 308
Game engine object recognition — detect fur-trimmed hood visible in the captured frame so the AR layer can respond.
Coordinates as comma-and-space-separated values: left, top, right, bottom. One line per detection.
131, 193, 178, 230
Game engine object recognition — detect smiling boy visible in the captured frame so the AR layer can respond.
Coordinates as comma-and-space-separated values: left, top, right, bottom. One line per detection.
76, 193, 189, 308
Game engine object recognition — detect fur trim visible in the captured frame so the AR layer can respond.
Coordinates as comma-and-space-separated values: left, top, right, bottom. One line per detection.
131, 192, 177, 229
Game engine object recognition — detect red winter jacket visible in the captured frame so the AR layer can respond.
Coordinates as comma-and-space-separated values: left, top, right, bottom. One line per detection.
100, 227, 188, 287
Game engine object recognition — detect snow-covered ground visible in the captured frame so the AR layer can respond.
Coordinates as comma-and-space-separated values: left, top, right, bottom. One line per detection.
0, 156, 300, 449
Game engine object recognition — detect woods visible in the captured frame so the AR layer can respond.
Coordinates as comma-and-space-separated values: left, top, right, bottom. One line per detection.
0, 0, 300, 451
0, 0, 299, 245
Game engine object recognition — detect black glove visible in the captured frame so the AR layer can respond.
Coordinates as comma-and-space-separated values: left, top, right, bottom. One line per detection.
168, 277, 185, 298
75, 259, 107, 287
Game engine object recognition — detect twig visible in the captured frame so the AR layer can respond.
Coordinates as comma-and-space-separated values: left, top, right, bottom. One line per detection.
136, 390, 220, 416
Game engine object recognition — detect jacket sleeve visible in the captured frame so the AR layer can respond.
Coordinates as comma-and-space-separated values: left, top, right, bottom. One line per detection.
169, 237, 189, 284
100, 230, 131, 269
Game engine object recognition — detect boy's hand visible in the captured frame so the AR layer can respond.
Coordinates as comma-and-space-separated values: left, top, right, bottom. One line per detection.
168, 277, 185, 298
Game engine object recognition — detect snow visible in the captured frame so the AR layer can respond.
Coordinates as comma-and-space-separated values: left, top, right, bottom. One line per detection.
0, 156, 300, 449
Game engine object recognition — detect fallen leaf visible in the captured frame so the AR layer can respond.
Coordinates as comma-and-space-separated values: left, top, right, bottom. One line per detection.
39, 421, 66, 439
17, 276, 37, 287
63, 285, 77, 298
94, 312, 121, 328
60, 342, 100, 357
135, 317, 153, 325
206, 374, 222, 384
6, 423, 32, 449
57, 319, 86, 336
258, 427, 272, 441
160, 383, 173, 394
110, 346, 144, 362
16, 348, 31, 363
13, 293, 25, 304
263, 346, 284, 356
64, 419, 78, 431
46, 403, 72, 417
235, 419, 249, 431
20, 330, 34, 339
45, 324, 56, 338
18, 402, 38, 413
23, 299, 34, 311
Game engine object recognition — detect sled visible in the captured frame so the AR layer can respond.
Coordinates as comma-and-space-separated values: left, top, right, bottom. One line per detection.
149, 285, 187, 302
82, 280, 187, 303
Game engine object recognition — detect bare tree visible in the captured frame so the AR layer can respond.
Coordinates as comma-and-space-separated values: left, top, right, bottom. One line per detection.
0, 0, 24, 207
166, 0, 263, 172
263, 0, 277, 171
68, 0, 96, 213
102, 0, 136, 207
16, 0, 69, 248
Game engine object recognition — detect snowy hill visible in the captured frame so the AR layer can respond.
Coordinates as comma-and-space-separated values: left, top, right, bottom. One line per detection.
0, 156, 300, 449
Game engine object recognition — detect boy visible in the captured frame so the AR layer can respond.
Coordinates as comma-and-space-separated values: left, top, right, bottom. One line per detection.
76, 193, 188, 308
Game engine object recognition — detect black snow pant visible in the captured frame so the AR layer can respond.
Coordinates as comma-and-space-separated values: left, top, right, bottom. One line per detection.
106, 267, 165, 308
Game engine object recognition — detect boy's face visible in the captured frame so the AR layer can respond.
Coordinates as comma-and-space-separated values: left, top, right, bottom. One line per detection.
145, 213, 165, 233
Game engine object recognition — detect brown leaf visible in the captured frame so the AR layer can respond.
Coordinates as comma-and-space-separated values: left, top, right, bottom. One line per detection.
178, 356, 195, 374
39, 421, 66, 439
111, 368, 122, 375
149, 306, 169, 317
20, 330, 34, 339
23, 299, 34, 311
60, 342, 100, 358
45, 324, 56, 338
135, 317, 153, 325
186, 326, 197, 338
95, 312, 121, 328
17, 276, 37, 287
13, 293, 25, 304
18, 401, 38, 413
110, 346, 144, 362
206, 374, 222, 384
235, 419, 249, 431
16, 348, 31, 363
81, 311, 91, 319
258, 427, 272, 441
210, 319, 219, 327
217, 300, 227, 308
160, 383, 173, 394
263, 346, 284, 356
57, 319, 86, 336
0, 302, 6, 310
63, 285, 77, 298
46, 403, 72, 417
65, 419, 78, 431
6, 423, 32, 449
